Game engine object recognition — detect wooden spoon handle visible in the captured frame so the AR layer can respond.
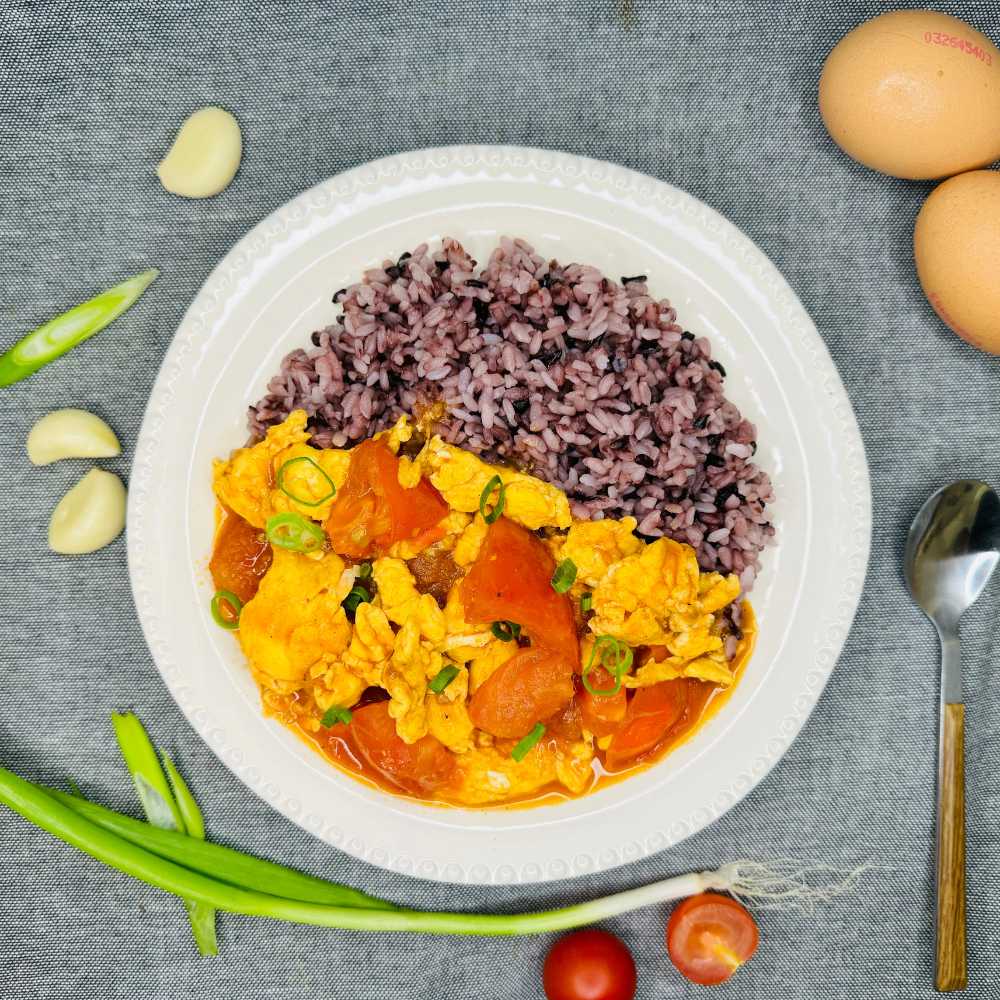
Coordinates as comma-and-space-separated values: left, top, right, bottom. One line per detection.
936, 702, 966, 992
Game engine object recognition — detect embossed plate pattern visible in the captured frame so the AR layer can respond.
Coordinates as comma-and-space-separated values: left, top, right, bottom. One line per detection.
128, 145, 871, 884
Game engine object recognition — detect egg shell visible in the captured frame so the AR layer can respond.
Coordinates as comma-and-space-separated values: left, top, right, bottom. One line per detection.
914, 170, 1000, 354
819, 11, 1000, 179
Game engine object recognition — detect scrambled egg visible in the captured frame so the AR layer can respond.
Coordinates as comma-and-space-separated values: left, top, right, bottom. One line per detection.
401, 436, 572, 530
238, 547, 353, 687
215, 410, 755, 807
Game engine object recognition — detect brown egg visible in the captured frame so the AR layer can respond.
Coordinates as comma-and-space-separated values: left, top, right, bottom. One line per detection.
819, 11, 1000, 179
914, 170, 1000, 354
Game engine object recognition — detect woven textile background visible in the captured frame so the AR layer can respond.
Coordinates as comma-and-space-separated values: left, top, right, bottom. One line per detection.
2, 2, 999, 997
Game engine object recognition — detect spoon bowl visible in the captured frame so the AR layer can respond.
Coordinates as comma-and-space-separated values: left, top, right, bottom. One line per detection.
905, 480, 1000, 627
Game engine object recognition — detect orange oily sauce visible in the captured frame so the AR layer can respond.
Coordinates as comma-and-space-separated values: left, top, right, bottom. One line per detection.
257, 604, 756, 810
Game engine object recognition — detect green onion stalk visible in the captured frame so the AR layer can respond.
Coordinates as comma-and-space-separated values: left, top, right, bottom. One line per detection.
0, 270, 158, 387
0, 766, 863, 937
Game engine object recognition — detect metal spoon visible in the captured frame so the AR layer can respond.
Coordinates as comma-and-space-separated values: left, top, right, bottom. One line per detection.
904, 480, 1000, 992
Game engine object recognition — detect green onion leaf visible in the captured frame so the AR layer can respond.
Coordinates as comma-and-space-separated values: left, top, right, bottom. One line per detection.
265, 512, 326, 553
511, 723, 545, 763
46, 788, 396, 910
428, 665, 460, 694
479, 475, 506, 524
356, 562, 372, 580
161, 755, 206, 842
342, 585, 371, 617
162, 755, 217, 956
551, 559, 577, 594
490, 620, 521, 643
112, 714, 218, 955
0, 269, 158, 388
320, 705, 353, 728
580, 592, 593, 613
276, 456, 337, 507
581, 636, 634, 697
210, 589, 242, 630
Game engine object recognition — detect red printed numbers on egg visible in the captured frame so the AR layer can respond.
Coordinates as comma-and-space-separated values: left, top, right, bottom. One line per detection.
923, 31, 993, 65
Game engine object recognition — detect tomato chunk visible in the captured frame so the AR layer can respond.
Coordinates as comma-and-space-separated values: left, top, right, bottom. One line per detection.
324, 438, 448, 558
460, 517, 579, 668
469, 647, 574, 738
578, 667, 628, 738
209, 511, 273, 603
666, 893, 759, 985
348, 701, 455, 796
604, 680, 688, 771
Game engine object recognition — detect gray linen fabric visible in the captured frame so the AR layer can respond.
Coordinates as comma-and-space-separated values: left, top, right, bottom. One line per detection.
2, 2, 999, 997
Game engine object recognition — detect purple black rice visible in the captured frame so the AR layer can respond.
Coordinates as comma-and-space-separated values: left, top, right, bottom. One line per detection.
248, 238, 775, 590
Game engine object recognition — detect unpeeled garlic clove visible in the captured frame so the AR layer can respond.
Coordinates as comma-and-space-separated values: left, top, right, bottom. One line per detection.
157, 106, 242, 198
27, 408, 121, 465
49, 469, 127, 554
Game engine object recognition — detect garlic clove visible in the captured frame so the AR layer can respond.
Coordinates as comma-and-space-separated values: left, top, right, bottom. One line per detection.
157, 106, 242, 198
27, 408, 121, 465
49, 469, 127, 555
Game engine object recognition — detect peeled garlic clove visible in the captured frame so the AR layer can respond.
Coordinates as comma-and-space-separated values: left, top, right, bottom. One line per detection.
157, 107, 242, 198
49, 469, 127, 555
27, 408, 121, 465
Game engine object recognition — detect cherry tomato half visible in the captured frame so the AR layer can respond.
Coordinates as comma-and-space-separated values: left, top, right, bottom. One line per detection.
543, 929, 637, 1000
666, 893, 759, 986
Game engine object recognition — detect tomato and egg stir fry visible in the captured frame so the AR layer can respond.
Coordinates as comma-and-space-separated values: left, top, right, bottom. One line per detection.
209, 410, 755, 806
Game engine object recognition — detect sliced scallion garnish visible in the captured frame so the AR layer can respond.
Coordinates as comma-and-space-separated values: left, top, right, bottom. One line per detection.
581, 635, 634, 697
342, 585, 371, 617
491, 620, 522, 643
320, 705, 353, 728
551, 558, 577, 594
511, 723, 545, 763
580, 592, 593, 613
356, 562, 372, 580
428, 665, 460, 694
210, 589, 243, 630
479, 475, 506, 524
276, 456, 336, 507
265, 512, 326, 554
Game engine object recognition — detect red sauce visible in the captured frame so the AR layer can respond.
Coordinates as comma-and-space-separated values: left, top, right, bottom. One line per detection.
269, 609, 757, 809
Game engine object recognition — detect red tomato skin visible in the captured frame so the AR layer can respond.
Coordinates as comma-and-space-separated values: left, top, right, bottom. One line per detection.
604, 680, 688, 771
459, 517, 579, 669
348, 702, 455, 796
666, 893, 759, 986
577, 667, 628, 738
543, 929, 637, 1000
324, 438, 447, 558
209, 512, 273, 604
468, 647, 574, 739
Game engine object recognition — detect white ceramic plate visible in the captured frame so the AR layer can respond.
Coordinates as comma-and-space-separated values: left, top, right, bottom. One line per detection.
129, 145, 870, 885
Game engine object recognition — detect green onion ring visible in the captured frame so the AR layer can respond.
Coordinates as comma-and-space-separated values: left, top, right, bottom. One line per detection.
511, 723, 545, 763
210, 590, 243, 630
490, 620, 521, 642
428, 665, 460, 694
479, 475, 506, 524
550, 558, 577, 594
581, 635, 633, 697
580, 592, 593, 613
276, 456, 337, 507
320, 705, 353, 728
342, 585, 371, 616
265, 512, 326, 553
356, 562, 372, 580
